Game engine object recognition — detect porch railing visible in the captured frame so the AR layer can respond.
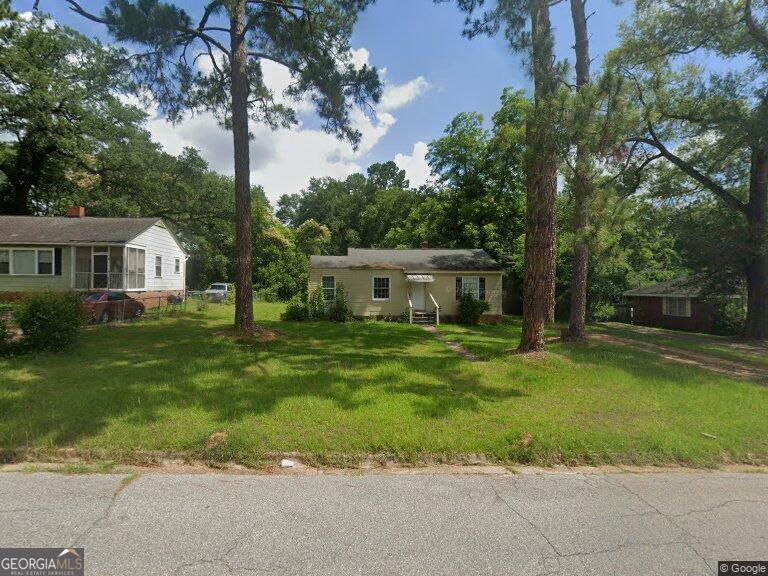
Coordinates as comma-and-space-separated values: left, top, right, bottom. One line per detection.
408, 297, 413, 324
74, 272, 129, 290
429, 293, 440, 325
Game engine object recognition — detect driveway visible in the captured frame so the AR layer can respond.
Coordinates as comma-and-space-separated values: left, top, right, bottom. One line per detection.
0, 471, 766, 575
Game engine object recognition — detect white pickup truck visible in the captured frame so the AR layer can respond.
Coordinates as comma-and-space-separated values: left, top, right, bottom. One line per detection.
204, 283, 232, 302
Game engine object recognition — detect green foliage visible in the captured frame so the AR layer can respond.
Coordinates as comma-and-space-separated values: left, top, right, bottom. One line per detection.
713, 298, 747, 337
308, 287, 328, 320
0, 313, 11, 353
294, 219, 331, 255
14, 292, 87, 352
282, 296, 309, 322
590, 303, 616, 323
329, 283, 354, 323
195, 299, 209, 313
0, 14, 141, 214
457, 292, 490, 325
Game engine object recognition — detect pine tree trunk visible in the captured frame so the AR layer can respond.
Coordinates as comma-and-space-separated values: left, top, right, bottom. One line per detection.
229, 2, 255, 333
519, 0, 559, 352
745, 146, 768, 340
565, 0, 592, 340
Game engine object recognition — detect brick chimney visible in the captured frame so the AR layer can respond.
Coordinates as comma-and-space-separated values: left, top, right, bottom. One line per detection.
67, 206, 86, 218
420, 241, 429, 249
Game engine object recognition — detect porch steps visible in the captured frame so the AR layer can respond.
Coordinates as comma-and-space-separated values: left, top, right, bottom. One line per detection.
412, 310, 437, 325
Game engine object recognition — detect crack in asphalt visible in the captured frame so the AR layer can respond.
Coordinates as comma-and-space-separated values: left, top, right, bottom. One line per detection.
671, 499, 768, 517
70, 474, 141, 547
603, 476, 715, 574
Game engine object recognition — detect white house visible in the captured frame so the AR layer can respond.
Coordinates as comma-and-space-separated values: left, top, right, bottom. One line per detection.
0, 207, 186, 307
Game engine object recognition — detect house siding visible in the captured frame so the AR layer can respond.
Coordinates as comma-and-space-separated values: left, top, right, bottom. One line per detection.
129, 223, 186, 292
309, 268, 503, 320
630, 296, 717, 333
0, 245, 72, 297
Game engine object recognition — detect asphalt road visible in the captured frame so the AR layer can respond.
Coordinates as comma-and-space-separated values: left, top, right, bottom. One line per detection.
0, 471, 766, 575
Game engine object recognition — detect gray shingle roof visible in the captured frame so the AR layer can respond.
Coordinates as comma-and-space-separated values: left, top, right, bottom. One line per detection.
0, 216, 161, 244
311, 248, 503, 272
623, 277, 703, 297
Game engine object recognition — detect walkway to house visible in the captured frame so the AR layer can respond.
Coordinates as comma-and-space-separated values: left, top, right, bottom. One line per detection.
421, 325, 482, 362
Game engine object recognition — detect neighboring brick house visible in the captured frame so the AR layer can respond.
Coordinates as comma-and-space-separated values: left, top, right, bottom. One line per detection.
0, 207, 186, 308
309, 248, 503, 324
623, 277, 726, 334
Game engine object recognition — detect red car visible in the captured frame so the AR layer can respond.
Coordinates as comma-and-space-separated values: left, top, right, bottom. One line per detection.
84, 291, 145, 323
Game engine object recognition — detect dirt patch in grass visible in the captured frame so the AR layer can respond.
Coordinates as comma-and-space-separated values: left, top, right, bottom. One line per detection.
591, 332, 766, 383
214, 326, 279, 343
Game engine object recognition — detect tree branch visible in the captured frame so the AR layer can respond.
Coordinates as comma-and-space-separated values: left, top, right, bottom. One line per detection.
629, 131, 748, 214
745, 0, 768, 52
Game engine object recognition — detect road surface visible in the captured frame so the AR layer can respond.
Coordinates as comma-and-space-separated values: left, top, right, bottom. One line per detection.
0, 470, 766, 575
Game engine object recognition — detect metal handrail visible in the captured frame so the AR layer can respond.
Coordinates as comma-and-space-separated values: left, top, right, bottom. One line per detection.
408, 297, 413, 324
429, 293, 440, 325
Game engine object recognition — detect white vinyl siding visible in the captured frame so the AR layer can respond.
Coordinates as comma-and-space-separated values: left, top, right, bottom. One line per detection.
662, 296, 691, 317
130, 222, 186, 291
372, 276, 390, 300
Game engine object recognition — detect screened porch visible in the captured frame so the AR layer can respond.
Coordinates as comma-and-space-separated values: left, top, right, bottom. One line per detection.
74, 245, 146, 290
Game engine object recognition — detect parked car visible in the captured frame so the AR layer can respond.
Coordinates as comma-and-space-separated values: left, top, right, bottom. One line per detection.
84, 291, 145, 323
204, 283, 232, 302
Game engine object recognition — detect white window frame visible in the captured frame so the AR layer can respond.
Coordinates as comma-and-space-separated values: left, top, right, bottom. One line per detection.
126, 246, 146, 291
0, 247, 55, 276
174, 258, 181, 274
458, 276, 486, 300
372, 276, 390, 301
321, 275, 336, 301
662, 296, 691, 318
155, 255, 163, 278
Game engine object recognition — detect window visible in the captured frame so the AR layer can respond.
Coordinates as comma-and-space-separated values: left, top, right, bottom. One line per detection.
155, 256, 162, 278
321, 276, 335, 301
663, 297, 691, 317
174, 258, 181, 274
37, 249, 53, 275
12, 250, 35, 275
372, 276, 390, 300
127, 248, 145, 289
456, 276, 486, 300
0, 250, 8, 274
107, 292, 127, 301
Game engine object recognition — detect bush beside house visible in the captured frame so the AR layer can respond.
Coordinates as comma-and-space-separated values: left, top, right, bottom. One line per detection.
14, 292, 87, 352
457, 292, 490, 325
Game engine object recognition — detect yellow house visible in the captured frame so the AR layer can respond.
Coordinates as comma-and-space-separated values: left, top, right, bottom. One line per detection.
309, 248, 503, 324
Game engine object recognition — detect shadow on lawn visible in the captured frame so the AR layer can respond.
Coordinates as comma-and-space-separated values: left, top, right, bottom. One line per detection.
0, 315, 523, 449
444, 321, 753, 386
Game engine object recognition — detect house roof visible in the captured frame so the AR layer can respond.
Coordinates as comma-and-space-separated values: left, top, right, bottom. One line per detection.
0, 216, 162, 245
623, 277, 704, 298
310, 248, 503, 272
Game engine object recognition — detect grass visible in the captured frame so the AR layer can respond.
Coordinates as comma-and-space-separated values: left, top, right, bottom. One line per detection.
1, 303, 766, 468
592, 322, 768, 370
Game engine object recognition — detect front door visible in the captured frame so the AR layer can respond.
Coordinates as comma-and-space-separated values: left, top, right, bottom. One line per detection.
93, 253, 108, 289
411, 282, 426, 310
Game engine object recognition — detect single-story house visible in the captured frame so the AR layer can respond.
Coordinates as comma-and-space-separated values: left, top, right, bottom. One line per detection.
623, 277, 725, 334
309, 248, 503, 324
0, 207, 186, 308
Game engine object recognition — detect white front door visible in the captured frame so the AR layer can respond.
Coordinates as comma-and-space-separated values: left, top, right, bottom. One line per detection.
411, 282, 426, 310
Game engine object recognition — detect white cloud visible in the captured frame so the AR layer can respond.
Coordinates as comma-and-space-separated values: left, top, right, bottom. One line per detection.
135, 46, 430, 203
379, 76, 430, 112
394, 142, 432, 188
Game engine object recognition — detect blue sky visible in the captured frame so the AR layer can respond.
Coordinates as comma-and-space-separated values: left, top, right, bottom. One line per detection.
12, 0, 632, 202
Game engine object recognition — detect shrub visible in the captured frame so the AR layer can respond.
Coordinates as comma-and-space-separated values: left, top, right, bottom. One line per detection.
329, 283, 353, 323
15, 292, 87, 352
590, 302, 616, 323
224, 290, 236, 306
307, 286, 328, 320
0, 314, 11, 353
282, 296, 309, 321
457, 291, 490, 325
713, 297, 746, 336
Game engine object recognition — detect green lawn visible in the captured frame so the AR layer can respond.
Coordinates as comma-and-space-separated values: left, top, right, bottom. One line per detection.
1, 303, 766, 468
